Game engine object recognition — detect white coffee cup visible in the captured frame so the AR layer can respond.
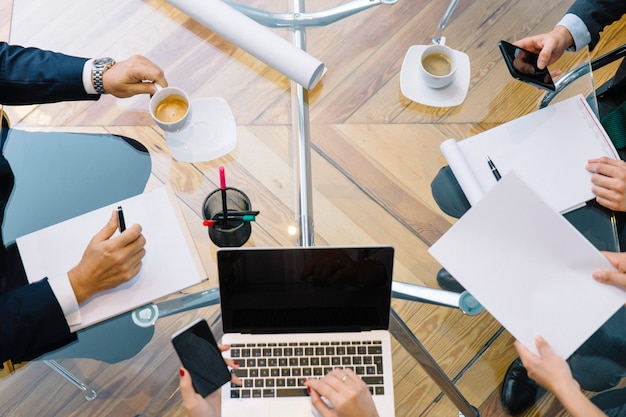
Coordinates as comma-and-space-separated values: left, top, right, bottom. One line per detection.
149, 86, 192, 132
419, 43, 458, 89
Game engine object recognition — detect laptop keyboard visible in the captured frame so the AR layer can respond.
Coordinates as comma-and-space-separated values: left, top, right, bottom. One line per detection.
228, 340, 386, 399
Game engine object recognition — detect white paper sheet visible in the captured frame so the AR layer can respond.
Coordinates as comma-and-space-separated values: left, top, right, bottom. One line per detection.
17, 186, 206, 331
441, 95, 618, 213
167, 0, 326, 90
428, 172, 626, 359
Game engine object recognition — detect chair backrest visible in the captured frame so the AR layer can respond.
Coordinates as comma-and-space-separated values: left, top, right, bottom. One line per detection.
2, 129, 155, 363
3, 129, 151, 244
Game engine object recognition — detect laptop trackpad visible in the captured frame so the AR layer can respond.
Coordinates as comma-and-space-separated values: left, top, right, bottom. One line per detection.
270, 398, 313, 417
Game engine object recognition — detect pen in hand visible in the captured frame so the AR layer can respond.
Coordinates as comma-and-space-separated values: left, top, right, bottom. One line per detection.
117, 206, 126, 232
487, 156, 502, 181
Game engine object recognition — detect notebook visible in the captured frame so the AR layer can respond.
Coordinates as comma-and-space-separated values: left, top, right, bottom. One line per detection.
218, 246, 396, 417
439, 94, 618, 213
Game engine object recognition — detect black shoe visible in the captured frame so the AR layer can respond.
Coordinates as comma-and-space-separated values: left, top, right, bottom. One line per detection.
500, 358, 546, 415
436, 268, 465, 293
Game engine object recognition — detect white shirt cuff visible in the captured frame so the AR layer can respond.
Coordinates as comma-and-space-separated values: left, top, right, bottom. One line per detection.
82, 58, 97, 95
556, 13, 591, 52
47, 275, 82, 328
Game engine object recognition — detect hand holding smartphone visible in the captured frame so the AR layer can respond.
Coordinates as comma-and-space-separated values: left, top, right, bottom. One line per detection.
498, 40, 555, 91
171, 318, 232, 397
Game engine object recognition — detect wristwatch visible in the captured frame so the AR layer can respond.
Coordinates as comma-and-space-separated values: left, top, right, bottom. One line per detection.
92, 57, 116, 94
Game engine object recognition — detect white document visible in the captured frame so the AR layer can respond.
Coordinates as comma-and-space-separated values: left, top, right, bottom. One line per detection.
440, 95, 618, 213
428, 172, 626, 359
167, 0, 326, 90
17, 186, 206, 331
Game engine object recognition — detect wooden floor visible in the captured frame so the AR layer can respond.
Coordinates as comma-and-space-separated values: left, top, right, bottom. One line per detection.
1, 0, 625, 416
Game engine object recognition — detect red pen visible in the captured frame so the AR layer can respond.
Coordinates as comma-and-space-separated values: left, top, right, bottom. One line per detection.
219, 166, 228, 227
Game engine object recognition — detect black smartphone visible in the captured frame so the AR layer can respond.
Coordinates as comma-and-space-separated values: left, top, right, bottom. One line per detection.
498, 40, 555, 91
171, 318, 232, 397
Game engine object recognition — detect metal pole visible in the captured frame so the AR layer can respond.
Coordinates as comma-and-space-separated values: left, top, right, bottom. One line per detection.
389, 308, 480, 417
291, 0, 314, 247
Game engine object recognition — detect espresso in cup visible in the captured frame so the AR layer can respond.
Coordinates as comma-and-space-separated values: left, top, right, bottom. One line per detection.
419, 43, 458, 89
150, 86, 192, 132
154, 94, 189, 123
422, 52, 453, 77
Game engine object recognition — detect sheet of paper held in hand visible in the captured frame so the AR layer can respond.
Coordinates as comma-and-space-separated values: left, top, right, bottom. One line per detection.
440, 94, 618, 214
17, 185, 206, 332
429, 172, 626, 359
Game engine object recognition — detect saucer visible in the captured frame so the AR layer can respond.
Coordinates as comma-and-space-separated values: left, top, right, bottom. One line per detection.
165, 97, 237, 162
400, 45, 471, 107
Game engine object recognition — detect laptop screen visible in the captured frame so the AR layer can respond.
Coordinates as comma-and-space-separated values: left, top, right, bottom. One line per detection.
218, 246, 394, 334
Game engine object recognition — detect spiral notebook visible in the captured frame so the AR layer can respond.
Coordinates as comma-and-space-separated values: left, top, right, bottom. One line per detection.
440, 94, 618, 213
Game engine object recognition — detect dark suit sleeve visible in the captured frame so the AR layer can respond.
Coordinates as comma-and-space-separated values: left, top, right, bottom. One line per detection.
0, 42, 99, 105
0, 278, 76, 363
568, 0, 626, 50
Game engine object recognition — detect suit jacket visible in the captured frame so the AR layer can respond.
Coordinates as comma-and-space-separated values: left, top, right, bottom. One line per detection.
568, 0, 626, 50
0, 42, 99, 363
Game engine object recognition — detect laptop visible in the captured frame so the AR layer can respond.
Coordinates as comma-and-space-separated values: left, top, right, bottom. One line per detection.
218, 245, 396, 417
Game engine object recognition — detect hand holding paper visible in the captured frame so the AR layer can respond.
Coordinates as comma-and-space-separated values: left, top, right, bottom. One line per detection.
440, 95, 618, 213
428, 173, 626, 358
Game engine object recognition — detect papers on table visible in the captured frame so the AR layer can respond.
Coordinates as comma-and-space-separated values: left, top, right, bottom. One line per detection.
429, 173, 626, 359
440, 95, 618, 213
17, 185, 206, 332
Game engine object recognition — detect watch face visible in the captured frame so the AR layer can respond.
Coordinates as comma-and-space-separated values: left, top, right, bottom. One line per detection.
95, 57, 115, 68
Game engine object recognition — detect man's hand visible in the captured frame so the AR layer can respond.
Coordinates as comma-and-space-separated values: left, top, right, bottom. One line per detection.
514, 25, 574, 70
68, 210, 146, 304
587, 157, 626, 212
102, 55, 168, 98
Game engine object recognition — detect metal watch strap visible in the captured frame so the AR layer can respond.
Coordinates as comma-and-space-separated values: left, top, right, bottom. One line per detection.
92, 57, 115, 95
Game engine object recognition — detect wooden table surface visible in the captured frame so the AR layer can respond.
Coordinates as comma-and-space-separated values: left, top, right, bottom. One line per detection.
2, 0, 624, 416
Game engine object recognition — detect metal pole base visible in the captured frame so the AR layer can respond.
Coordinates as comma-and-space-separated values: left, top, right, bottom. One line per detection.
44, 359, 97, 401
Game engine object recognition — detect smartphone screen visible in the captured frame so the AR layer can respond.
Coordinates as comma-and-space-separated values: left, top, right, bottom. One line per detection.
498, 40, 555, 91
171, 318, 232, 397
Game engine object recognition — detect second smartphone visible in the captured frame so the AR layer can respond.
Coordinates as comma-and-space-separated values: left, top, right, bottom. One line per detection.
171, 318, 232, 397
498, 40, 555, 91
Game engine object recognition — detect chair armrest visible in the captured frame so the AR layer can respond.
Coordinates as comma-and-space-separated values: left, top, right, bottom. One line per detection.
540, 44, 626, 109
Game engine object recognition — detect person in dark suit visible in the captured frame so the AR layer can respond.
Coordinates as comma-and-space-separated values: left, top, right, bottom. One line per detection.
428, 1, 626, 414
480, 3, 626, 415
0, 42, 167, 366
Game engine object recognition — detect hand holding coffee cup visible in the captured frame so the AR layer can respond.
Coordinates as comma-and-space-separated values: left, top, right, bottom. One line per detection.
149, 86, 191, 132
419, 43, 457, 89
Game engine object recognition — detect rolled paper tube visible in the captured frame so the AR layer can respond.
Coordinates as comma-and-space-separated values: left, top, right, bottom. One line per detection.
167, 0, 326, 89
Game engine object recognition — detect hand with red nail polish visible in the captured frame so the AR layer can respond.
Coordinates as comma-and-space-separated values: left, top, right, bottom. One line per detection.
178, 344, 241, 417
179, 366, 221, 417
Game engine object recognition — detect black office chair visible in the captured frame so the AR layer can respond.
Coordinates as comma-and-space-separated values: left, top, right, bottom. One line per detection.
1, 126, 153, 400
539, 45, 626, 250
540, 44, 626, 117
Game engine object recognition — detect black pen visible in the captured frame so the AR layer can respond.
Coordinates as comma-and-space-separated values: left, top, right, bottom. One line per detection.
487, 156, 501, 181
117, 206, 126, 232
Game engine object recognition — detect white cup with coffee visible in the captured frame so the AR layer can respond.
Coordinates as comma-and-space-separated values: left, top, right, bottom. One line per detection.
150, 86, 192, 132
419, 43, 457, 89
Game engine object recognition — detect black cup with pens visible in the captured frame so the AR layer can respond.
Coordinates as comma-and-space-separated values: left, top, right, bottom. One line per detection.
202, 167, 257, 247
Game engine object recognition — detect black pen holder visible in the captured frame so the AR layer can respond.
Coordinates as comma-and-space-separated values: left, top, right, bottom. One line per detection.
202, 187, 252, 247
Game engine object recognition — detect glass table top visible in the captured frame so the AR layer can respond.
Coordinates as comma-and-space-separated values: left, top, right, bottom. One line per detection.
2, 0, 623, 415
